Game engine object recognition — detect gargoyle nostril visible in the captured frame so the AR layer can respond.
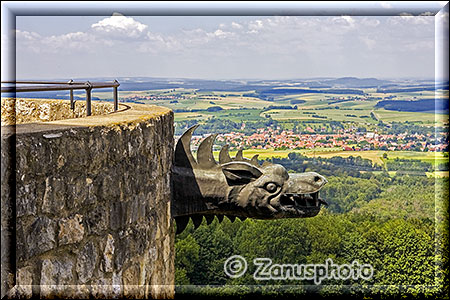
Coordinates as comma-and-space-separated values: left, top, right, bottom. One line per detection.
314, 176, 321, 182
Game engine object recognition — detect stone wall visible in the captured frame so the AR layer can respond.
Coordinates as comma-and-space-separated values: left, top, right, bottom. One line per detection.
1, 98, 115, 125
1, 100, 175, 298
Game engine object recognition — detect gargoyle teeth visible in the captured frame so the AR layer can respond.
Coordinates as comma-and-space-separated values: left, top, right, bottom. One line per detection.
191, 215, 203, 229
227, 215, 236, 222
281, 192, 321, 208
319, 198, 329, 206
205, 214, 215, 225
175, 216, 190, 234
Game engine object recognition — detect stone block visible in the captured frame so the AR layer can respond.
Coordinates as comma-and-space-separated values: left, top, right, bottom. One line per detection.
76, 241, 99, 284
109, 201, 127, 231
24, 216, 56, 258
86, 205, 109, 235
16, 266, 34, 298
123, 263, 144, 298
42, 177, 66, 214
58, 214, 84, 245
40, 258, 74, 298
101, 234, 115, 273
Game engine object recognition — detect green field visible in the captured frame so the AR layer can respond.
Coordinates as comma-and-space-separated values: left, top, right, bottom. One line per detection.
372, 109, 447, 124
262, 107, 378, 124
210, 148, 447, 168
304, 150, 448, 167
93, 86, 449, 127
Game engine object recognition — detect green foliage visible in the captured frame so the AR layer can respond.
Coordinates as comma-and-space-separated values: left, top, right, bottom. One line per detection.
321, 176, 382, 213
386, 157, 433, 172
174, 158, 446, 298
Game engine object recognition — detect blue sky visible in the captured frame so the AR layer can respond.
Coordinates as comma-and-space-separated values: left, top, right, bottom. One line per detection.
8, 3, 448, 80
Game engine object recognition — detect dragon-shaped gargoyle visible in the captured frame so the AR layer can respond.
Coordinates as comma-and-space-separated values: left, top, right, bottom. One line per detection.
172, 125, 328, 233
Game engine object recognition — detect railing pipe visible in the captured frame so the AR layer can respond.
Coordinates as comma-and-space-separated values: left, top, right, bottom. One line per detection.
1, 80, 120, 117
85, 81, 92, 116
113, 79, 119, 112
68, 79, 75, 110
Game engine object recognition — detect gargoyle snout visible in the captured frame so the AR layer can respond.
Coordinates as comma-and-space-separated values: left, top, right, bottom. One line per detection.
285, 172, 328, 194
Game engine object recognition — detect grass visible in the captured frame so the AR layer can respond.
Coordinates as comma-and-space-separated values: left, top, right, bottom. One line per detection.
372, 108, 448, 124
304, 150, 448, 167
262, 108, 377, 124
211, 148, 343, 160
211, 148, 448, 169
426, 171, 449, 178
383, 151, 448, 167
95, 88, 448, 128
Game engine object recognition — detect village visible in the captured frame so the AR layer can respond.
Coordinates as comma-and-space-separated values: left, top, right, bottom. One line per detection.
187, 125, 448, 152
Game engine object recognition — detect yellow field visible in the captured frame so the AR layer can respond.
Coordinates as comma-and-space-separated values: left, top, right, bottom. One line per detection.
303, 150, 386, 165
211, 149, 448, 168
212, 149, 305, 160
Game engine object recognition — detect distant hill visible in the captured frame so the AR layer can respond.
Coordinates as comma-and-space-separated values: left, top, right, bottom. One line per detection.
322, 77, 390, 88
375, 99, 449, 113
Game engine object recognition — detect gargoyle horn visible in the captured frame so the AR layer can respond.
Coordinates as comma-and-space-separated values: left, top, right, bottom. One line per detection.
175, 124, 199, 168
250, 155, 260, 167
176, 125, 261, 169
235, 149, 244, 160
219, 145, 232, 164
197, 134, 218, 168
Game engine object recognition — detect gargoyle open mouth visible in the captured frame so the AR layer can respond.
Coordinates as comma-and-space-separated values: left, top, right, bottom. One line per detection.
280, 192, 328, 208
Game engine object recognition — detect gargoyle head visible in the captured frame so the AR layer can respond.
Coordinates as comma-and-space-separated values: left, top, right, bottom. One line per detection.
172, 125, 328, 233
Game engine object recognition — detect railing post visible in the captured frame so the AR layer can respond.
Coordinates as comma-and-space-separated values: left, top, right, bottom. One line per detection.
68, 79, 74, 110
85, 81, 92, 116
113, 79, 119, 112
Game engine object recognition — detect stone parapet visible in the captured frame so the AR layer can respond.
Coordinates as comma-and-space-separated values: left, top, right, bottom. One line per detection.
1, 100, 175, 298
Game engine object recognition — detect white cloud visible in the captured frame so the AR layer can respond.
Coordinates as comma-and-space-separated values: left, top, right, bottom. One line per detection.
231, 22, 243, 29
91, 15, 148, 38
331, 16, 356, 30
16, 29, 41, 41
209, 29, 235, 39
248, 19, 264, 32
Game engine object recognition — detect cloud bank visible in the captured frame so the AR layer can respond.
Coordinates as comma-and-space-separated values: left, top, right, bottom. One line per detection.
15, 15, 437, 79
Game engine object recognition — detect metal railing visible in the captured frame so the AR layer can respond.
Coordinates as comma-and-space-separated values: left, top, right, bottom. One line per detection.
1, 80, 120, 116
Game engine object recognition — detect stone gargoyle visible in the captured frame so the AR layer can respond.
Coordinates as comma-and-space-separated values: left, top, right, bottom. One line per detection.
172, 125, 328, 233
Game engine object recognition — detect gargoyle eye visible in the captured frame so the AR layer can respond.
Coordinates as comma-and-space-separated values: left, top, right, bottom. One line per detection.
265, 182, 278, 193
